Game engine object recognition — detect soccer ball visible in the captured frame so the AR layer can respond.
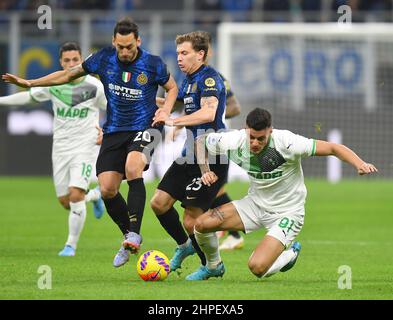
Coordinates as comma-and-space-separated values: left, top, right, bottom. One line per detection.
136, 250, 170, 281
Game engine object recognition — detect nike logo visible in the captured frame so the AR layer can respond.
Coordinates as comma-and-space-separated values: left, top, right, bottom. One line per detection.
72, 211, 82, 216
186, 196, 197, 200
282, 230, 287, 237
286, 144, 292, 149
140, 144, 150, 149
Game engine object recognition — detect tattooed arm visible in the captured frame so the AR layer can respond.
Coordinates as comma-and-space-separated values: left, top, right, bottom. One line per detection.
195, 134, 218, 186
2, 64, 87, 88
159, 96, 218, 127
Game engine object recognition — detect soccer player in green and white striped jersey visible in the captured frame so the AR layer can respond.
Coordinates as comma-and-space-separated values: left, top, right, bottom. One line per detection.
189, 108, 377, 280
0, 42, 107, 256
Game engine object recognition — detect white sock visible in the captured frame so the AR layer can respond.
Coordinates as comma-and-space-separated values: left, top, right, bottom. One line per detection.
194, 228, 221, 269
66, 201, 87, 249
178, 238, 192, 249
263, 248, 297, 277
85, 188, 100, 202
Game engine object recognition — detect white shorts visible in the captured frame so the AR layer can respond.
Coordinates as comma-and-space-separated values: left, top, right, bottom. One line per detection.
232, 195, 305, 248
52, 152, 96, 197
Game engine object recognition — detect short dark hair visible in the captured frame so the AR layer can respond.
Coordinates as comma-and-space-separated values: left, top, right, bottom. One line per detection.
59, 42, 81, 59
246, 108, 272, 130
113, 18, 139, 38
175, 31, 209, 61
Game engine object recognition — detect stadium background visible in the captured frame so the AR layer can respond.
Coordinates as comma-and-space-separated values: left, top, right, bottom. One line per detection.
1, 0, 392, 179
0, 0, 392, 301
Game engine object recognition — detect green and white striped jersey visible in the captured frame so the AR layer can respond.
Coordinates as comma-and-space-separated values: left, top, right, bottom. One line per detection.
30, 75, 106, 155
206, 129, 316, 213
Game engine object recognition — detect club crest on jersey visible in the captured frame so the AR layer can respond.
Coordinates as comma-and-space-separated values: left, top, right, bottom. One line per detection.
137, 72, 148, 85
122, 71, 131, 83
204, 77, 215, 87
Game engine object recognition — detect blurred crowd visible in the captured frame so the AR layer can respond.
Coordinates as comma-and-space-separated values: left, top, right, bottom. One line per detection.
1, 0, 392, 14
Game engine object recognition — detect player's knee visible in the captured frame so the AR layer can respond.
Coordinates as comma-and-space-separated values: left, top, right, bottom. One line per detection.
69, 188, 85, 203
58, 198, 70, 210
100, 185, 118, 199
183, 214, 195, 234
248, 258, 269, 278
194, 216, 209, 233
125, 166, 143, 180
150, 195, 170, 215
69, 195, 85, 203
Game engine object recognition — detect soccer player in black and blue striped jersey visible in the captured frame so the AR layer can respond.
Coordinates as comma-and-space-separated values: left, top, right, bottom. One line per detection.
157, 31, 245, 253
3, 18, 178, 267
150, 31, 228, 279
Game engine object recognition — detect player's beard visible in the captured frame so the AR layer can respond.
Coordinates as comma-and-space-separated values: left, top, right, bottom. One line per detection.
118, 50, 138, 64
119, 55, 132, 63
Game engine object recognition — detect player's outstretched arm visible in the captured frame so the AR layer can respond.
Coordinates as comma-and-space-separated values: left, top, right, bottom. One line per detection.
314, 140, 378, 175
195, 134, 218, 186
0, 91, 33, 107
2, 64, 86, 88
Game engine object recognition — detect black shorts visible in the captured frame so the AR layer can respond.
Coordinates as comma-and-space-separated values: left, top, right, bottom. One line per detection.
96, 130, 156, 176
157, 157, 229, 212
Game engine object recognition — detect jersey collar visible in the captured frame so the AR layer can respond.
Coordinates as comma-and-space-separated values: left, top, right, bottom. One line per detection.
187, 64, 207, 80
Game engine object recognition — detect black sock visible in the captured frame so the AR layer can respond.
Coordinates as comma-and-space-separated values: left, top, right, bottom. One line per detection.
156, 207, 189, 245
189, 234, 206, 266
103, 193, 130, 235
228, 230, 241, 238
211, 192, 232, 208
127, 178, 146, 234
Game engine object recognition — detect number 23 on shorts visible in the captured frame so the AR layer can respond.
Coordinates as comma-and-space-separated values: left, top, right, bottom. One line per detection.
186, 178, 203, 191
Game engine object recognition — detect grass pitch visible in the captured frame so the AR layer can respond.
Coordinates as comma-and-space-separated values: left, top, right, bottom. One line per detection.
0, 177, 392, 300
